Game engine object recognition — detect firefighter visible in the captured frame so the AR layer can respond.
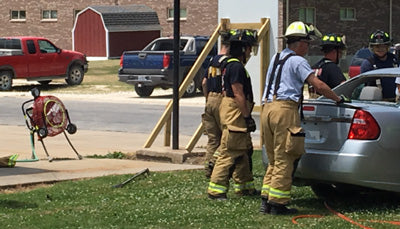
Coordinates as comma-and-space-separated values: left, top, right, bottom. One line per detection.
207, 29, 259, 200
201, 31, 232, 178
361, 30, 398, 101
309, 33, 347, 98
260, 21, 343, 214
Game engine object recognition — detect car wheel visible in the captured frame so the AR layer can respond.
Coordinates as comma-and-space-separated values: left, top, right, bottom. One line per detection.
38, 80, 52, 85
66, 65, 84, 85
38, 128, 48, 138
0, 71, 13, 91
183, 78, 198, 97
134, 84, 154, 97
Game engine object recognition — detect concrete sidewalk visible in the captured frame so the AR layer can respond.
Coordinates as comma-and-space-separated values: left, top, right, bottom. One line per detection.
0, 125, 205, 189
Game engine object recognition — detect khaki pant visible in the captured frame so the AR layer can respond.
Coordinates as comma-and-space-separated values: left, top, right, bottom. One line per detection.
261, 100, 305, 204
208, 97, 255, 196
201, 92, 223, 165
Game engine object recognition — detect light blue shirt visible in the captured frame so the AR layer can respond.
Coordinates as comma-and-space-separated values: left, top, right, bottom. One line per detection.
262, 48, 314, 103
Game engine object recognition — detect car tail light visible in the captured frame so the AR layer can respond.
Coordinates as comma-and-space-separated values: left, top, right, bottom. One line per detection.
163, 54, 170, 69
303, 105, 315, 111
119, 55, 124, 67
348, 110, 380, 140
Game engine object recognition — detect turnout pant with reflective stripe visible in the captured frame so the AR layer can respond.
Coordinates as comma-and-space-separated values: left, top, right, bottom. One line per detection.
261, 100, 305, 205
202, 93, 223, 166
207, 97, 255, 196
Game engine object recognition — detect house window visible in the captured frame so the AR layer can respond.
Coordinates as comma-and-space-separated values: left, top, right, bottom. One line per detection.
10, 10, 26, 21
299, 7, 315, 24
340, 8, 356, 21
167, 8, 187, 21
42, 10, 57, 21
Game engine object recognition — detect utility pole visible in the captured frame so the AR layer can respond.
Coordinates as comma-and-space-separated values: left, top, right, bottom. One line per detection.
172, 0, 180, 149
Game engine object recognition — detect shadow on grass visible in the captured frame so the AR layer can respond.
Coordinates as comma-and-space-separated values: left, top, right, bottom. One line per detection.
294, 190, 400, 213
11, 83, 70, 93
0, 199, 38, 209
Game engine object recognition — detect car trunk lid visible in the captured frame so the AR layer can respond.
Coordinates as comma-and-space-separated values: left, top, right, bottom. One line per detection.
302, 100, 360, 151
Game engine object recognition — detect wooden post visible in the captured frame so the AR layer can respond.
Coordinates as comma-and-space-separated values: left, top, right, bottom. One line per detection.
185, 18, 271, 152
143, 23, 221, 148
144, 18, 271, 151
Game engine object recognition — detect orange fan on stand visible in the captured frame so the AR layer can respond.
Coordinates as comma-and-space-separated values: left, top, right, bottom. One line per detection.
20, 88, 82, 162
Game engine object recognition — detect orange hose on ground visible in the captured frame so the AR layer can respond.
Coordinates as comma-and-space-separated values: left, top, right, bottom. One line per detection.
291, 214, 323, 224
291, 201, 400, 228
323, 202, 373, 229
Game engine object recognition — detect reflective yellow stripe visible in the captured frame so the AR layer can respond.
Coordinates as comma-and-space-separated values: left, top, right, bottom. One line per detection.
208, 182, 227, 194
269, 187, 291, 199
8, 154, 18, 167
244, 181, 255, 190
227, 58, 240, 63
234, 181, 255, 192
234, 183, 244, 192
261, 184, 270, 195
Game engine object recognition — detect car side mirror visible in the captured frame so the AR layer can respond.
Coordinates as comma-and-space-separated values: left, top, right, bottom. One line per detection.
57, 48, 62, 54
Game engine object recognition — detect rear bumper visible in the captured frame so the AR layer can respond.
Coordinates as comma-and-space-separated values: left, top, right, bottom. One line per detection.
118, 68, 172, 87
293, 140, 400, 193
118, 74, 171, 87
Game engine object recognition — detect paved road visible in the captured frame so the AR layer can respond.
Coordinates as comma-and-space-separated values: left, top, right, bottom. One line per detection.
0, 91, 260, 142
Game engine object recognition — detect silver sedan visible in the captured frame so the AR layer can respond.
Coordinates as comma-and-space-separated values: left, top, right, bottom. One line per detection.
293, 68, 400, 197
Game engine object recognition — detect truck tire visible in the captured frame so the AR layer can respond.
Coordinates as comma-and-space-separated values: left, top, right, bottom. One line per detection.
134, 84, 154, 97
183, 79, 198, 97
0, 71, 13, 91
66, 65, 84, 85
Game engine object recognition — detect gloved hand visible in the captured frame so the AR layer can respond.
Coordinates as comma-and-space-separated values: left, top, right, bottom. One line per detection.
244, 116, 256, 132
337, 94, 351, 105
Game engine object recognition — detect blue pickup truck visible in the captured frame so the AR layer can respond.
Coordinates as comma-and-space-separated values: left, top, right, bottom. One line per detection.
118, 36, 217, 97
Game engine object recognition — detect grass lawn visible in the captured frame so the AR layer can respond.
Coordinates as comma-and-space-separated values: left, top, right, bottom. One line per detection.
0, 152, 399, 228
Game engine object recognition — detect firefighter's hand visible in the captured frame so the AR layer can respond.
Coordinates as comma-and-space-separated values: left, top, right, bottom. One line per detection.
244, 116, 256, 132
337, 94, 351, 105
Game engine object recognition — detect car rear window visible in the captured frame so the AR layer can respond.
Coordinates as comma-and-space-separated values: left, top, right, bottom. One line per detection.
0, 38, 21, 49
145, 39, 188, 51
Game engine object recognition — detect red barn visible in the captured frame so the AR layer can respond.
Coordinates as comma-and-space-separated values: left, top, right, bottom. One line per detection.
72, 4, 161, 59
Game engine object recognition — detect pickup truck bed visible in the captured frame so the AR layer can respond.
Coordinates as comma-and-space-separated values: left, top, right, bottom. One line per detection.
118, 36, 216, 97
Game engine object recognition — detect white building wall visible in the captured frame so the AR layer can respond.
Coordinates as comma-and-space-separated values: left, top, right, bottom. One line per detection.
218, 0, 279, 105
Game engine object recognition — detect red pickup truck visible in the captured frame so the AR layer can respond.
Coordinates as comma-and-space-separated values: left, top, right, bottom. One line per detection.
0, 36, 88, 91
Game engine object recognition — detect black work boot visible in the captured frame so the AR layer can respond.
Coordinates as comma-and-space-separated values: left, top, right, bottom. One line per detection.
259, 197, 271, 214
208, 193, 227, 201
269, 201, 298, 215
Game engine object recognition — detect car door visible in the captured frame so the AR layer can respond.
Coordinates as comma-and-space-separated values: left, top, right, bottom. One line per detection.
37, 39, 66, 76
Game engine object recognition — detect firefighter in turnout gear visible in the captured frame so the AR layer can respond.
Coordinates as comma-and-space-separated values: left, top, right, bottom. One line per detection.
361, 30, 398, 101
260, 21, 342, 214
207, 29, 259, 200
201, 30, 232, 178
309, 33, 347, 98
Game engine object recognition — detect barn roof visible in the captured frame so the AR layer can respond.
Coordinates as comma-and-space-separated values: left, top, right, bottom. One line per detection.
90, 4, 161, 32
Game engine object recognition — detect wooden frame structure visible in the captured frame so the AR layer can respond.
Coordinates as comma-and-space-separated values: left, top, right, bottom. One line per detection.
143, 18, 271, 151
